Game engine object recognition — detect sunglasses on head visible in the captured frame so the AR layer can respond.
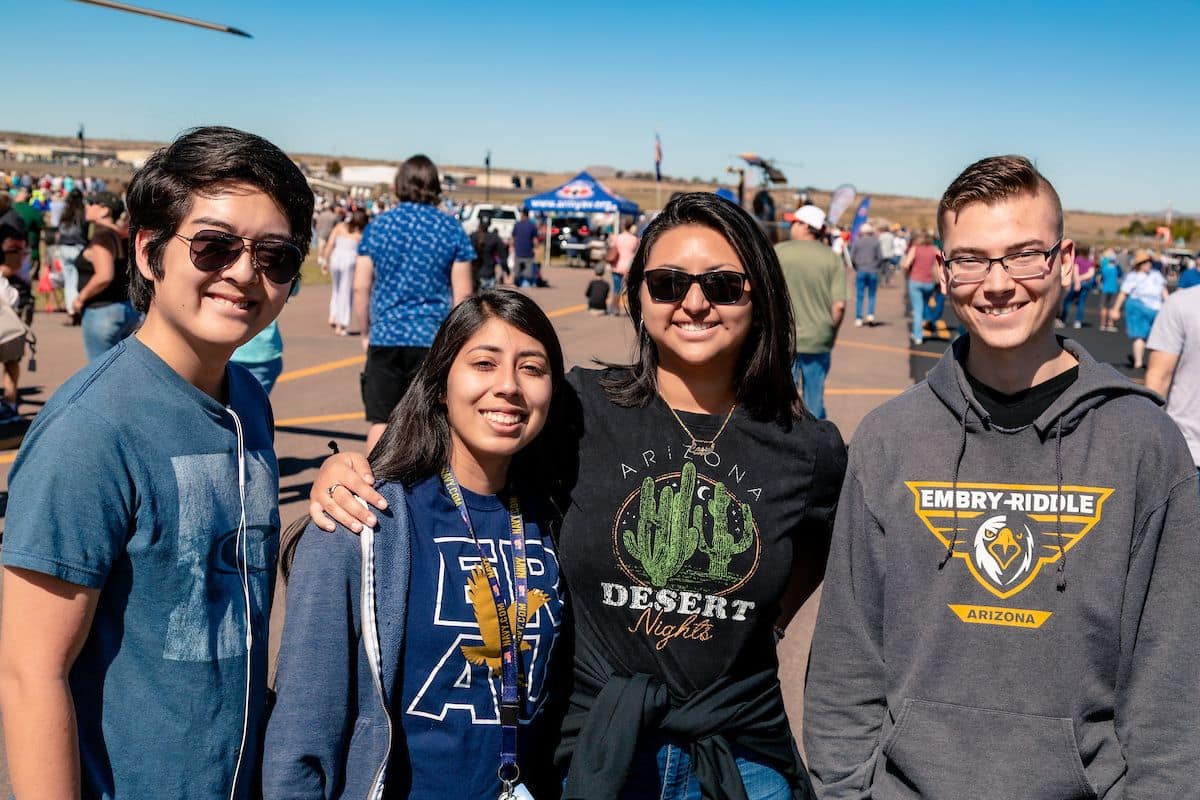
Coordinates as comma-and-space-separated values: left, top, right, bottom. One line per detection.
175, 229, 303, 285
642, 268, 748, 305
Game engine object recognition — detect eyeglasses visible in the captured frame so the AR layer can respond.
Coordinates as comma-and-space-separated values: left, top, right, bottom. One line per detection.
643, 269, 748, 305
174, 230, 303, 285
941, 240, 1063, 285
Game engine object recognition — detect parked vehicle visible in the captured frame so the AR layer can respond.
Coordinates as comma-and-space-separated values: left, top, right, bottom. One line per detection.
459, 203, 520, 241
548, 216, 591, 257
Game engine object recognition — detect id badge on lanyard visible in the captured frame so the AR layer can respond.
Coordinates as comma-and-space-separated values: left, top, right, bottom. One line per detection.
440, 468, 529, 796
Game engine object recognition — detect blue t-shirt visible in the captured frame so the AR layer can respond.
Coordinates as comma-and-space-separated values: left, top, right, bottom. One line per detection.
231, 319, 283, 364
358, 202, 475, 347
2, 337, 279, 800
1178, 268, 1200, 290
511, 218, 539, 259
1100, 257, 1121, 294
396, 475, 564, 799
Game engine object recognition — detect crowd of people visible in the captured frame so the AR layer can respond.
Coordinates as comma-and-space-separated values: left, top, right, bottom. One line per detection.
0, 126, 1197, 800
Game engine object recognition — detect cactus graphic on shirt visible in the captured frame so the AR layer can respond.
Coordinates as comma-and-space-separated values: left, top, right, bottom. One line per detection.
697, 482, 754, 580
622, 461, 702, 587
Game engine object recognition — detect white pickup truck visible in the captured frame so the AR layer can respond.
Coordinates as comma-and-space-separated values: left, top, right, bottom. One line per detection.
459, 204, 521, 242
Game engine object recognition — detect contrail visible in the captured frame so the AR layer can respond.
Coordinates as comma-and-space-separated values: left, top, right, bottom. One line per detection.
72, 0, 251, 38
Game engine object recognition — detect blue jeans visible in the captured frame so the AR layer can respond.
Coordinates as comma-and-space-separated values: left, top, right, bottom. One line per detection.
928, 289, 945, 323
908, 281, 936, 340
81, 301, 140, 361
236, 357, 283, 395
618, 738, 791, 800
1061, 278, 1093, 324
855, 272, 878, 319
53, 244, 84, 310
792, 352, 830, 420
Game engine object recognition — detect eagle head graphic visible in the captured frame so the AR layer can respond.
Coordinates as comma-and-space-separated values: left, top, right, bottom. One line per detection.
973, 514, 1035, 588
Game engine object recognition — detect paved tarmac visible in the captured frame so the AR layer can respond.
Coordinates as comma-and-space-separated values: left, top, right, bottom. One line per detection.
0, 263, 1143, 791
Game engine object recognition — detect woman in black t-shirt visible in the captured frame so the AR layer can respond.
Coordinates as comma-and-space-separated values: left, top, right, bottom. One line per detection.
75, 191, 139, 360
312, 194, 847, 800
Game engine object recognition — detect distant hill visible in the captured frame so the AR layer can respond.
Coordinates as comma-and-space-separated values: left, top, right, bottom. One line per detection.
1, 129, 1144, 241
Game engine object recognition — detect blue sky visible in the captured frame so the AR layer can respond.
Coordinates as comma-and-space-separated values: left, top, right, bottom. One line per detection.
9, 0, 1198, 214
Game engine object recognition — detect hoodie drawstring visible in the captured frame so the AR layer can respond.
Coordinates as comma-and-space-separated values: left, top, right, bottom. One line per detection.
939, 405, 971, 570
1054, 416, 1067, 591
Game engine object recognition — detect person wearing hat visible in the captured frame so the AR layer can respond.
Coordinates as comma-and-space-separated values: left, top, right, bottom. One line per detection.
849, 222, 886, 326
776, 203, 848, 419
1097, 247, 1122, 331
1111, 249, 1168, 369
74, 191, 140, 360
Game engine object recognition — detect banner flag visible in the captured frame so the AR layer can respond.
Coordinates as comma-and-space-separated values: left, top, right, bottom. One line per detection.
850, 197, 871, 240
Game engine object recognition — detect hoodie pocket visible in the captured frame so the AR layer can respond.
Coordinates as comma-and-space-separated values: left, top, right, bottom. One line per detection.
880, 698, 1096, 800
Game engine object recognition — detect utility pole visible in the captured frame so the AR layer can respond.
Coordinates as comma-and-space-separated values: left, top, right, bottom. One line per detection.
485, 150, 491, 203
78, 124, 86, 184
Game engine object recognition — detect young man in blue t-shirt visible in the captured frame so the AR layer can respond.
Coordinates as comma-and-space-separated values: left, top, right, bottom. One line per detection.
0, 126, 313, 800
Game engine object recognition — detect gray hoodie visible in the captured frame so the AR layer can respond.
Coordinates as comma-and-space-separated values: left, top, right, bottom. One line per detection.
804, 337, 1200, 799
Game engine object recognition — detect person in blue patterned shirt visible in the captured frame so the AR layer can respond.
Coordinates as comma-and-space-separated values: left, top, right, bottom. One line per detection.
353, 154, 475, 449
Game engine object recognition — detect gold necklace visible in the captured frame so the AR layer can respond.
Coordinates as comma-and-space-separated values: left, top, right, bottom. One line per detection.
664, 401, 737, 457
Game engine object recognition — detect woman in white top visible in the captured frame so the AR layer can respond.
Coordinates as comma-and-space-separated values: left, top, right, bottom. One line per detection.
320, 208, 366, 335
1112, 249, 1169, 369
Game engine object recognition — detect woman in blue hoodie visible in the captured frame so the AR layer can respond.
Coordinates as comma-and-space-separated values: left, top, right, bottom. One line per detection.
263, 290, 575, 800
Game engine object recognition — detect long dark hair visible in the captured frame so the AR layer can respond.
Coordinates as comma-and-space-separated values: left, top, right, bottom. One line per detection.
600, 192, 802, 424
282, 290, 576, 582
370, 290, 570, 496
61, 188, 86, 229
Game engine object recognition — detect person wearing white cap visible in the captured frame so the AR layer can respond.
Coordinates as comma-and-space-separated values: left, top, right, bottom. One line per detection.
775, 204, 848, 419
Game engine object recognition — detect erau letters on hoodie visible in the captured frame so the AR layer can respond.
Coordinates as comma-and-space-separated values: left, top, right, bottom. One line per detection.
908, 481, 1114, 622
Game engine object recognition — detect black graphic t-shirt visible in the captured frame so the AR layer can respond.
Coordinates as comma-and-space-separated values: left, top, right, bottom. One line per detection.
558, 367, 847, 697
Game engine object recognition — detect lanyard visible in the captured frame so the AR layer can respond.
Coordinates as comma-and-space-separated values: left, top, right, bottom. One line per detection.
440, 467, 527, 786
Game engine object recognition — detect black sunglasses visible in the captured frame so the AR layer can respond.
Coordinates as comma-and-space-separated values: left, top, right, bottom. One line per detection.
643, 268, 748, 305
175, 230, 303, 285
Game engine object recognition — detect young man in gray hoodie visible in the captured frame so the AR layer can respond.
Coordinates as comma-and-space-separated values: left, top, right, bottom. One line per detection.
804, 155, 1200, 799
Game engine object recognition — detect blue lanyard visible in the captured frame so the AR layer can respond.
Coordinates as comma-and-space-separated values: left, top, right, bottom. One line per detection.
440, 468, 527, 787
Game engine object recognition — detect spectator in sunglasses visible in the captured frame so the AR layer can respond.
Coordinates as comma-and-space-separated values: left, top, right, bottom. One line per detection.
0, 126, 312, 800
311, 192, 846, 799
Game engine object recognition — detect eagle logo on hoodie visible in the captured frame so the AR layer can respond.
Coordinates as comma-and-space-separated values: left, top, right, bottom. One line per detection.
906, 481, 1113, 600
973, 514, 1036, 588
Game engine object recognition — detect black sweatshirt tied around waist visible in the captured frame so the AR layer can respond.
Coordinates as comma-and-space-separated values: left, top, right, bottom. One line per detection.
557, 634, 815, 800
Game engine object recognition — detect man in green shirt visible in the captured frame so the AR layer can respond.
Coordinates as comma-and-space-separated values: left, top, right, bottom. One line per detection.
775, 204, 848, 419
12, 187, 44, 281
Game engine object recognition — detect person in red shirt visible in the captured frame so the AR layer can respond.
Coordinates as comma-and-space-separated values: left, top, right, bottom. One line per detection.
902, 230, 940, 344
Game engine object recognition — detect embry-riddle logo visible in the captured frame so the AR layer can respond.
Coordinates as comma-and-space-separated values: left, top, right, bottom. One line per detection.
906, 482, 1113, 627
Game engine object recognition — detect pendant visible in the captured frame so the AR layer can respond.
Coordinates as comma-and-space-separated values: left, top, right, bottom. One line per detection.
690, 441, 714, 456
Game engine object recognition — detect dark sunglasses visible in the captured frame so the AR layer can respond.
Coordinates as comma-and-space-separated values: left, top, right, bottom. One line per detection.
643, 268, 748, 305
175, 230, 303, 285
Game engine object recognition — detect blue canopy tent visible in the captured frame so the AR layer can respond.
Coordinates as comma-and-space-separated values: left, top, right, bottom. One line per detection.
523, 171, 639, 264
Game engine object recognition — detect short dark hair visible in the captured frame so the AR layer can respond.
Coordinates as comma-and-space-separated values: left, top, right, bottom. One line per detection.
89, 190, 124, 222
938, 155, 1062, 240
125, 126, 314, 313
369, 289, 573, 496
600, 192, 803, 424
394, 154, 441, 206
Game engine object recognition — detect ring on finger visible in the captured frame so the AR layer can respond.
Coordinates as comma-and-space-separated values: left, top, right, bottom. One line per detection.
326, 482, 343, 498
